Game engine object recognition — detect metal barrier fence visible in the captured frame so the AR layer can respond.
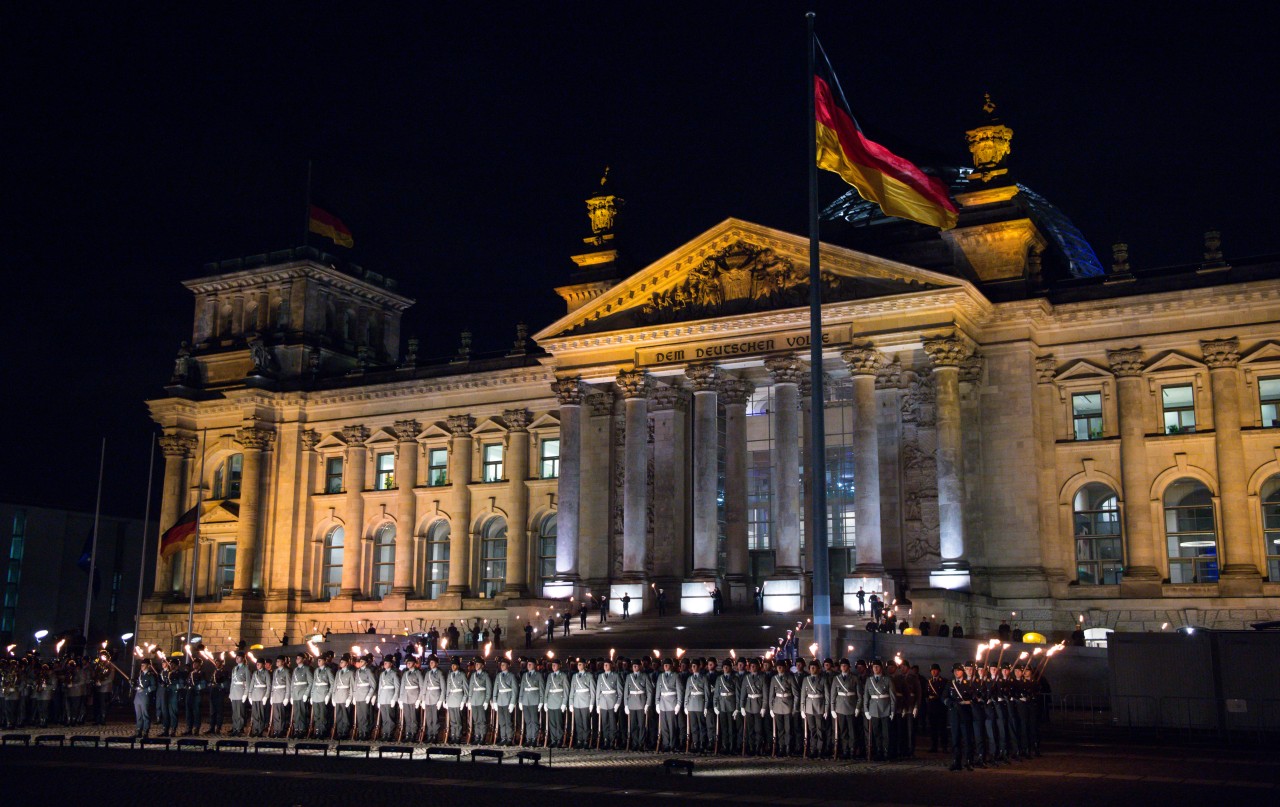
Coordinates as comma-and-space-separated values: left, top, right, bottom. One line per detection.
1047, 692, 1280, 745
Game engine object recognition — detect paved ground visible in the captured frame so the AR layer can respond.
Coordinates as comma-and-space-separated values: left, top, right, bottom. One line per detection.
2, 721, 1276, 806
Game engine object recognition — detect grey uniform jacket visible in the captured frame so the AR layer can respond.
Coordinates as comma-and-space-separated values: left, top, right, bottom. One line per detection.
684, 673, 711, 714
421, 667, 445, 707
768, 673, 798, 715
800, 673, 828, 716
228, 664, 251, 702
861, 674, 896, 718
828, 672, 861, 715
270, 668, 291, 705
332, 667, 354, 707
444, 670, 468, 708
351, 667, 377, 704
467, 670, 492, 708
518, 670, 544, 707
492, 671, 518, 708
569, 672, 596, 709
594, 671, 622, 711
543, 671, 569, 710
624, 672, 653, 712
376, 669, 401, 706
290, 665, 313, 701
738, 672, 767, 715
655, 671, 682, 713
398, 668, 423, 707
309, 665, 334, 705
248, 669, 271, 704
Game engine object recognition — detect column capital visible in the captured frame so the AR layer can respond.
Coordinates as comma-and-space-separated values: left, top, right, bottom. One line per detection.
875, 357, 903, 390
922, 333, 971, 368
446, 414, 475, 437
235, 426, 273, 451
587, 394, 614, 417
301, 429, 321, 452
764, 355, 806, 385
684, 363, 722, 392
503, 408, 531, 432
1200, 336, 1241, 369
1107, 347, 1146, 377
551, 376, 584, 406
615, 368, 651, 399
1034, 355, 1057, 384
393, 419, 421, 442
959, 351, 985, 384
158, 433, 197, 458
718, 376, 754, 406
341, 424, 371, 445
649, 384, 688, 412
841, 344, 884, 377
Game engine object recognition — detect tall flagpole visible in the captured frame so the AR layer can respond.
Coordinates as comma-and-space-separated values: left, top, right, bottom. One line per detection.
129, 434, 157, 681
806, 11, 832, 661
302, 159, 313, 249
186, 429, 208, 645
82, 438, 106, 642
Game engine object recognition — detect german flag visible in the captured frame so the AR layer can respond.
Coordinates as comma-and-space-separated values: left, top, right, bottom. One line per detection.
814, 44, 958, 230
308, 205, 354, 248
159, 504, 200, 559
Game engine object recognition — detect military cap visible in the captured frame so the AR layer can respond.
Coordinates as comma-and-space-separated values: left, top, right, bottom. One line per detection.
839, 658, 850, 666
952, 663, 964, 671
426, 654, 438, 663
930, 663, 941, 671
823, 658, 834, 666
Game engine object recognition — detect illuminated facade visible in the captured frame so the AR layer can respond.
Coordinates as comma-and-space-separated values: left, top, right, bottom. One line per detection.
140, 111, 1280, 647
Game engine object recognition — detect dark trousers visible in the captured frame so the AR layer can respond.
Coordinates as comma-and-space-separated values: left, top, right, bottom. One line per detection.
334, 704, 352, 739
472, 706, 490, 744
599, 608, 607, 623
250, 701, 265, 735
94, 691, 110, 724
209, 691, 225, 731
572, 707, 590, 747
927, 700, 947, 750
598, 708, 617, 748
35, 700, 50, 726
353, 702, 373, 739
627, 709, 645, 749
984, 708, 1000, 757
446, 706, 463, 741
658, 710, 678, 751
898, 709, 915, 756
521, 705, 539, 744
709, 710, 730, 752
1005, 701, 1022, 756
802, 714, 824, 755
867, 715, 890, 758
833, 712, 857, 757
686, 709, 707, 750
424, 704, 440, 742
579, 613, 587, 630
744, 712, 763, 753
969, 705, 986, 762
66, 696, 83, 725
773, 714, 794, 754
185, 692, 202, 732
133, 693, 150, 735
230, 699, 247, 734
271, 702, 290, 737
950, 706, 972, 768
377, 704, 396, 739
546, 707, 564, 746
496, 706, 514, 743
401, 703, 418, 740
3, 699, 19, 728
292, 699, 310, 735
311, 702, 330, 738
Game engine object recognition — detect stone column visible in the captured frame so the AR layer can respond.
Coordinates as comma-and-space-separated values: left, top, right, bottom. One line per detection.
1107, 348, 1161, 594
686, 364, 722, 579
155, 434, 196, 595
650, 385, 689, 603
720, 377, 753, 604
843, 345, 885, 574
765, 357, 805, 576
446, 415, 475, 595
617, 369, 651, 578
923, 335, 970, 577
1033, 356, 1067, 584
340, 424, 369, 597
550, 378, 583, 589
1202, 337, 1263, 591
392, 420, 420, 594
232, 426, 272, 595
503, 408, 532, 596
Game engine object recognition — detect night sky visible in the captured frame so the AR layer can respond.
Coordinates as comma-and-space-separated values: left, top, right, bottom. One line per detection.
3, 3, 1276, 519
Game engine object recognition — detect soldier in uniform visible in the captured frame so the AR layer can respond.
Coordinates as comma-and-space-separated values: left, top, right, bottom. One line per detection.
156, 659, 176, 736
896, 659, 921, 758
985, 661, 1008, 763
684, 658, 711, 753
944, 662, 974, 771
444, 657, 468, 743
208, 656, 229, 734
289, 652, 312, 737
738, 658, 766, 755
397, 656, 423, 742
91, 655, 114, 725
247, 657, 270, 736
518, 658, 544, 746
964, 661, 986, 767
768, 659, 798, 756
375, 656, 401, 740
594, 658, 622, 750
332, 655, 354, 740
185, 657, 208, 735
623, 659, 653, 751
492, 657, 518, 745
133, 659, 157, 738
309, 654, 335, 739
64, 660, 86, 726
421, 655, 445, 743
862, 659, 895, 761
1016, 665, 1040, 757
542, 657, 569, 746
228, 653, 250, 736
654, 658, 682, 752
828, 658, 861, 759
2, 661, 21, 729
467, 657, 492, 744
268, 656, 291, 737
800, 659, 828, 757
998, 664, 1021, 761
569, 659, 596, 748
925, 664, 948, 753
351, 655, 378, 740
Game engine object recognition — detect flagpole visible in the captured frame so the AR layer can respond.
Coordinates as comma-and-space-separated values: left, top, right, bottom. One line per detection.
129, 434, 157, 681
302, 159, 313, 250
82, 438, 106, 643
186, 429, 208, 645
805, 11, 832, 661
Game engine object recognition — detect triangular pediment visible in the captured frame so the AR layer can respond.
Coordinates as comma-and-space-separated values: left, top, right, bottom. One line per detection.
528, 412, 560, 431
1055, 359, 1114, 382
1144, 350, 1206, 374
534, 218, 963, 340
201, 500, 240, 524
1241, 340, 1280, 367
420, 422, 453, 440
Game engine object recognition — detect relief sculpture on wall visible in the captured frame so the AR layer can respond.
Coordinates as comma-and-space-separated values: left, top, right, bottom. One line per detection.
899, 369, 940, 563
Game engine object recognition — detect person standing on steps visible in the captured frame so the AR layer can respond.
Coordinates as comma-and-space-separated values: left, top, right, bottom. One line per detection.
621, 592, 631, 620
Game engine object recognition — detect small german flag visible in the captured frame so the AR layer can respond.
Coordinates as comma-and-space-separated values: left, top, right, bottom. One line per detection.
159, 505, 200, 559
813, 43, 958, 230
308, 205, 354, 248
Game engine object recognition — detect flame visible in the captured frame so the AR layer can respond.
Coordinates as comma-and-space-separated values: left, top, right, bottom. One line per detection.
989, 638, 1001, 649
503, 649, 512, 661
102, 640, 109, 649
1018, 651, 1029, 660
307, 642, 320, 657
353, 645, 364, 657
652, 649, 660, 658
609, 648, 615, 660
729, 649, 736, 660
483, 642, 492, 659
1033, 648, 1043, 656
974, 646, 983, 662
808, 642, 818, 658
134, 646, 144, 658
546, 650, 554, 659
441, 639, 448, 650
675, 647, 685, 659
846, 644, 854, 653
247, 652, 256, 664
56, 639, 66, 653
374, 645, 382, 655
184, 644, 192, 658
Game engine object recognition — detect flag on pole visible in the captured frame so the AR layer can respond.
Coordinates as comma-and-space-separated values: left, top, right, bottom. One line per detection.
813, 42, 958, 230
308, 205, 354, 248
160, 505, 200, 558
76, 528, 101, 596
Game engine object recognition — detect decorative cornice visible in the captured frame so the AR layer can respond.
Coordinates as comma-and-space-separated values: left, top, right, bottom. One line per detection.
1107, 348, 1146, 378
392, 419, 421, 442
182, 261, 413, 310
301, 429, 321, 452
1200, 337, 1241, 370
551, 376, 583, 406
235, 426, 273, 451
718, 376, 754, 406
764, 355, 806, 385
1034, 355, 1056, 384
959, 351, 985, 384
341, 424, 371, 445
922, 334, 971, 368
158, 433, 197, 458
875, 357, 903, 390
648, 385, 688, 412
615, 369, 650, 399
446, 415, 476, 437
684, 363, 722, 392
841, 344, 884, 377
503, 408, 531, 432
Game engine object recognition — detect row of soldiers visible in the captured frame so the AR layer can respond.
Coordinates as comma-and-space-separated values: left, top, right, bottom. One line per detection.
939, 661, 1043, 771
129, 649, 1042, 763
2, 655, 115, 729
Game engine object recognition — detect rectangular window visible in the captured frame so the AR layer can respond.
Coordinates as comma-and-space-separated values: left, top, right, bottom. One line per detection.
425, 531, 449, 600
325, 457, 344, 494
539, 534, 556, 592
482, 444, 504, 483
540, 438, 560, 479
1162, 384, 1196, 433
747, 449, 772, 550
1072, 392, 1104, 440
374, 452, 396, 490
427, 448, 448, 486
225, 454, 243, 499
215, 543, 236, 598
1260, 377, 1280, 428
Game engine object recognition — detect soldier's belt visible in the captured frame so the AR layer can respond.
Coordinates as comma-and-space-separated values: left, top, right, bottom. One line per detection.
807, 694, 822, 698
871, 694, 889, 699
747, 694, 761, 698
547, 688, 563, 693
628, 690, 643, 695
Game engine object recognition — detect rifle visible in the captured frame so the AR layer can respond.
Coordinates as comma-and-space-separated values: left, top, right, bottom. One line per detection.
771, 713, 778, 757
465, 705, 473, 745
396, 703, 405, 742
286, 701, 295, 739
865, 713, 872, 762
567, 707, 574, 748
330, 702, 338, 740
444, 706, 451, 744
373, 702, 382, 740
268, 702, 275, 738
307, 702, 315, 739
803, 713, 809, 758
542, 708, 550, 748
741, 709, 748, 755
832, 710, 839, 759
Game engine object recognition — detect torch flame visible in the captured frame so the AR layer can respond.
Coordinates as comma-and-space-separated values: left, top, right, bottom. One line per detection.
504, 649, 513, 661
184, 644, 192, 658
247, 652, 256, 664
483, 642, 492, 659
56, 639, 66, 653
441, 639, 448, 650
546, 650, 554, 659
134, 646, 144, 658
974, 646, 983, 662
1018, 651, 1029, 660
609, 648, 615, 660
675, 647, 685, 659
307, 642, 320, 657
729, 649, 736, 660
808, 642, 819, 658
353, 645, 364, 657
652, 649, 659, 658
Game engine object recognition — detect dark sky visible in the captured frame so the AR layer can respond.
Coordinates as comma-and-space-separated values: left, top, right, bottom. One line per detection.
2, 2, 1276, 517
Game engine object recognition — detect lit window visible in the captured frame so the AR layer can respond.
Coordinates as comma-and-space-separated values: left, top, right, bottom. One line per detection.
1073, 483, 1123, 585
371, 523, 395, 600
537, 514, 557, 594
427, 448, 448, 487
747, 449, 772, 550
321, 527, 344, 601
374, 452, 395, 490
1072, 392, 1104, 440
213, 454, 243, 499
482, 444, 504, 483
1162, 384, 1196, 434
424, 521, 449, 599
216, 544, 236, 598
1164, 478, 1217, 583
1261, 475, 1280, 583
540, 438, 560, 479
325, 457, 343, 494
1260, 378, 1280, 428
479, 518, 507, 598
746, 386, 770, 416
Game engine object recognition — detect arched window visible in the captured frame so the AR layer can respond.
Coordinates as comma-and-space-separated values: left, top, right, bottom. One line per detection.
1164, 478, 1217, 583
321, 527, 344, 601
424, 521, 450, 599
479, 517, 507, 598
212, 454, 243, 499
371, 523, 395, 600
537, 513, 557, 595
1073, 483, 1122, 584
1261, 475, 1280, 582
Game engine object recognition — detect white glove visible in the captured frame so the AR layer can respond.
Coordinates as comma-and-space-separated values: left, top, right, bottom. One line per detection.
889, 713, 895, 721
830, 711, 837, 719
561, 705, 567, 712
714, 707, 720, 716
769, 710, 774, 718
801, 713, 807, 721
509, 705, 515, 713
912, 707, 918, 717
625, 706, 630, 715
675, 706, 681, 715
539, 704, 546, 712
